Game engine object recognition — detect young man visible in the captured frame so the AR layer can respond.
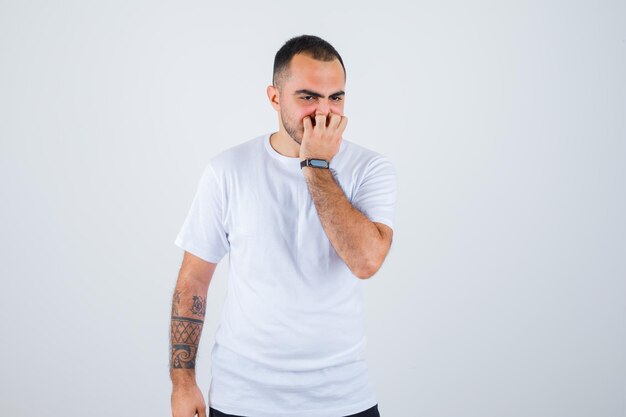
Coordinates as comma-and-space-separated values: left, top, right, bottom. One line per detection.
170, 34, 397, 417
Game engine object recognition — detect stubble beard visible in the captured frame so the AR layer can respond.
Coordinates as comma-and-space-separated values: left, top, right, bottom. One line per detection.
281, 108, 304, 146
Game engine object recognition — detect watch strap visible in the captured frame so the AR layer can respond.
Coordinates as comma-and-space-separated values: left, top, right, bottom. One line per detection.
300, 158, 329, 169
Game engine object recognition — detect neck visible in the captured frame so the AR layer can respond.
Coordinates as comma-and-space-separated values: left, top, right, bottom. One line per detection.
270, 128, 301, 158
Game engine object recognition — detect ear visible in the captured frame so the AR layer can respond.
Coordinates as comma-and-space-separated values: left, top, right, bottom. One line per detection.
266, 85, 280, 111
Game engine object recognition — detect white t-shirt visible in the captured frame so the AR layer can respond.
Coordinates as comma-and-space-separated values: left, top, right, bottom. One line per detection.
174, 132, 397, 417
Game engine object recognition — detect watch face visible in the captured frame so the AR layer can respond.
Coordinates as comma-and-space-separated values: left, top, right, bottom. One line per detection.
310, 159, 328, 168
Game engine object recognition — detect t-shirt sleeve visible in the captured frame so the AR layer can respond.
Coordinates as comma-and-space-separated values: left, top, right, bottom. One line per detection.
351, 155, 398, 230
174, 162, 230, 264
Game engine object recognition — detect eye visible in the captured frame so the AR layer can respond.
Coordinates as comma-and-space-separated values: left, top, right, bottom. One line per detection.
301, 96, 315, 101
331, 96, 343, 101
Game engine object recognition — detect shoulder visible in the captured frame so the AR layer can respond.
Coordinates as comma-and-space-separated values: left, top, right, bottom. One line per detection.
205, 133, 266, 178
339, 138, 395, 173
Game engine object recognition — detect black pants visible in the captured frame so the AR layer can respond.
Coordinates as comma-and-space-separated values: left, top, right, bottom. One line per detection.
209, 403, 380, 417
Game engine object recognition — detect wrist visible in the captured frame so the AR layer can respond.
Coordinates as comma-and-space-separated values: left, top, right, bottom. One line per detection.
300, 158, 330, 169
170, 368, 196, 386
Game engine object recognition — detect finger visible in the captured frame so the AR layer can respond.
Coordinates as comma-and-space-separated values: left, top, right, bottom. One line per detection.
338, 115, 348, 135
328, 112, 341, 130
303, 115, 312, 132
315, 114, 327, 129
198, 407, 207, 417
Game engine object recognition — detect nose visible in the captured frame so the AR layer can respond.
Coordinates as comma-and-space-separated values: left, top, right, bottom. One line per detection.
315, 100, 330, 116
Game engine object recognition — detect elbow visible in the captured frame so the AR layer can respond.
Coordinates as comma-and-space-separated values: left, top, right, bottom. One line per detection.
355, 270, 375, 280
352, 240, 389, 279
354, 269, 371, 280
355, 243, 390, 279
354, 258, 382, 280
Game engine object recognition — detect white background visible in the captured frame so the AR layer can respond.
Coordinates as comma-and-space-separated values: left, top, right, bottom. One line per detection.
1, 1, 624, 416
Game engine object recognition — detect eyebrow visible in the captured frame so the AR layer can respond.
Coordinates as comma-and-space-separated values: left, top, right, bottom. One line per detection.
294, 89, 345, 98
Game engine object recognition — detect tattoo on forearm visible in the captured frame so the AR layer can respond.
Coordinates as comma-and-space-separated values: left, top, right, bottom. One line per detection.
170, 290, 207, 371
170, 316, 203, 369
190, 295, 206, 317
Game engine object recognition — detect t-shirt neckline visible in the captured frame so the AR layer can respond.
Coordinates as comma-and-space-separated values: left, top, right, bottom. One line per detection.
264, 132, 301, 168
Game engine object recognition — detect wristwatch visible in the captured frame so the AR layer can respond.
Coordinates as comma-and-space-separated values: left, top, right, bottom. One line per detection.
300, 158, 329, 169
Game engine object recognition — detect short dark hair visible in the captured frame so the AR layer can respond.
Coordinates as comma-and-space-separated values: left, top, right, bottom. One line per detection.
272, 35, 346, 89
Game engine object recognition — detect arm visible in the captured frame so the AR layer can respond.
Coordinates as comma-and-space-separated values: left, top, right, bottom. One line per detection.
170, 251, 216, 417
169, 251, 217, 387
302, 167, 393, 279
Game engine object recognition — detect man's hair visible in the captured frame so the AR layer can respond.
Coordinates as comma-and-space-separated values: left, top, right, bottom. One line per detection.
272, 34, 346, 90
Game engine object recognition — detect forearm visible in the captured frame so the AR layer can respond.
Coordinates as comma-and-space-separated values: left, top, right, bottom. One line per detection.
303, 167, 383, 278
169, 276, 209, 386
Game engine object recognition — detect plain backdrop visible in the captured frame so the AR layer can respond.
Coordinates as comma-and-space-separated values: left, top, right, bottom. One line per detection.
1, 1, 624, 416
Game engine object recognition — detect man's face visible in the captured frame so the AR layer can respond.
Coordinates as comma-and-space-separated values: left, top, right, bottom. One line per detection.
276, 53, 346, 144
